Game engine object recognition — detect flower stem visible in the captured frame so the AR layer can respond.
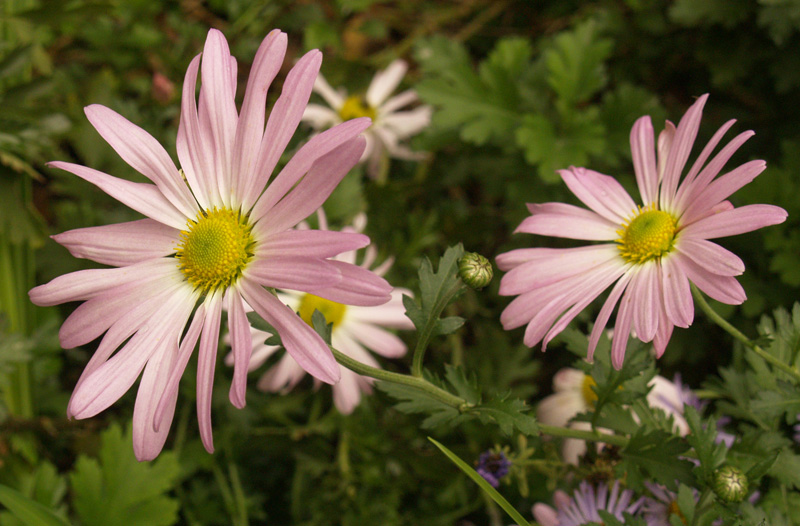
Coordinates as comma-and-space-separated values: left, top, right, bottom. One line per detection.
691, 284, 800, 383
331, 345, 469, 410
332, 346, 631, 447
411, 281, 466, 378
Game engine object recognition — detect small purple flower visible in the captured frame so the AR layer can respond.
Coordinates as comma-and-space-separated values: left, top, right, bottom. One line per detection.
475, 450, 511, 488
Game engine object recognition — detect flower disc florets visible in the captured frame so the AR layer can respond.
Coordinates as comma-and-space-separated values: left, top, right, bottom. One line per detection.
298, 294, 347, 329
176, 208, 254, 293
617, 207, 678, 264
338, 95, 376, 122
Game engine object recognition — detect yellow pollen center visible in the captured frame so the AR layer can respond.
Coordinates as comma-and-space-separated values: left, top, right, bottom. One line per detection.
298, 294, 347, 329
176, 208, 253, 293
339, 95, 376, 121
582, 374, 598, 406
617, 208, 677, 264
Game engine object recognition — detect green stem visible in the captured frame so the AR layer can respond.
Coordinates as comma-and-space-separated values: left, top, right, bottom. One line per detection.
411, 282, 466, 378
331, 345, 469, 410
691, 284, 800, 383
332, 347, 631, 447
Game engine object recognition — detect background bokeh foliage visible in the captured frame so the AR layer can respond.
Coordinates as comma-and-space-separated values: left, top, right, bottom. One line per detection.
2, 0, 800, 524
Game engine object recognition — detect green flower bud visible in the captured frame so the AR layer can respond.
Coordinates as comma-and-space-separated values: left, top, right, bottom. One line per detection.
458, 252, 493, 289
713, 465, 748, 503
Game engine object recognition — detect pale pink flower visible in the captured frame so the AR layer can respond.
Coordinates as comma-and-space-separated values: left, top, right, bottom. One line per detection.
497, 95, 787, 368
237, 212, 413, 414
301, 59, 432, 178
29, 29, 391, 460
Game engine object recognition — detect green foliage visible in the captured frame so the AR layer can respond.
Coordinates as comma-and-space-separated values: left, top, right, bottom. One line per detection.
70, 424, 181, 526
618, 429, 694, 489
0, 483, 69, 526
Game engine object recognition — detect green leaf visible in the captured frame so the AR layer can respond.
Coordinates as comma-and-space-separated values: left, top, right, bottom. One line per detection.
428, 438, 531, 526
70, 424, 181, 526
619, 429, 694, 489
469, 397, 539, 436
374, 381, 464, 429
0, 484, 69, 526
403, 244, 465, 337
685, 406, 727, 484
414, 37, 529, 146
768, 448, 800, 488
544, 19, 613, 108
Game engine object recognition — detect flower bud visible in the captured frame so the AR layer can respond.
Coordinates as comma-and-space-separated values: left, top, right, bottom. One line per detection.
713, 465, 748, 503
458, 252, 492, 289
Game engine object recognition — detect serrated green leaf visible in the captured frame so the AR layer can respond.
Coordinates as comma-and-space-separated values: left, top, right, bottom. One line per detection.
432, 316, 465, 337
619, 429, 694, 489
443, 365, 481, 404
469, 397, 539, 436
0, 484, 69, 526
428, 438, 531, 526
70, 424, 180, 526
374, 381, 464, 429
768, 448, 800, 488
685, 406, 727, 484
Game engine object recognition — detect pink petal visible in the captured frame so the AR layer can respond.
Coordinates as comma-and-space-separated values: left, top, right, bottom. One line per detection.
242, 50, 323, 212
611, 286, 636, 369
257, 353, 306, 392
249, 118, 371, 224
227, 289, 253, 409
660, 94, 708, 210
231, 30, 287, 207
559, 167, 637, 223
366, 59, 408, 107
68, 287, 195, 419
680, 204, 787, 239
309, 261, 392, 306
660, 254, 693, 328
244, 256, 341, 291
499, 244, 619, 296
657, 121, 676, 179
52, 219, 179, 267
676, 237, 744, 276
177, 54, 214, 209
252, 136, 366, 238
200, 29, 239, 207
84, 105, 198, 218
332, 367, 364, 415
47, 161, 187, 230
132, 337, 179, 461
153, 301, 206, 432
515, 203, 618, 241
342, 322, 407, 358
58, 266, 183, 349
652, 307, 674, 359
674, 251, 746, 304
29, 258, 175, 307
197, 291, 223, 454
630, 264, 660, 343
630, 116, 658, 206
587, 271, 634, 361
347, 291, 414, 328
672, 120, 739, 209
679, 160, 766, 225
239, 279, 340, 384
255, 229, 369, 260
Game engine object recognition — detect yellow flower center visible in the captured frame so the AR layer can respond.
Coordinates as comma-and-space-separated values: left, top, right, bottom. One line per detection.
176, 208, 253, 293
338, 95, 376, 122
582, 374, 598, 406
298, 294, 348, 329
617, 207, 678, 264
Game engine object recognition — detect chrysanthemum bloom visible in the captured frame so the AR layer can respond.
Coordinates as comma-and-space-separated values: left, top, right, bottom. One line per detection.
238, 212, 413, 414
532, 481, 642, 526
301, 59, 432, 178
29, 29, 391, 460
537, 368, 688, 464
498, 94, 787, 368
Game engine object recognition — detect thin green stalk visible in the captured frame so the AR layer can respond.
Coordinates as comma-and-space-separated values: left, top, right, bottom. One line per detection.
411, 281, 465, 378
331, 345, 469, 409
537, 423, 629, 448
691, 284, 800, 383
227, 462, 249, 526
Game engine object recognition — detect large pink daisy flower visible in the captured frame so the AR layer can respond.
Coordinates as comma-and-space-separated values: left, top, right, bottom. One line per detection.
497, 94, 787, 368
29, 29, 391, 460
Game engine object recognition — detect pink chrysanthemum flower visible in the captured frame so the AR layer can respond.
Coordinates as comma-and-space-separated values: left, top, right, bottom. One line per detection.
497, 95, 787, 368
301, 59, 432, 178
236, 212, 413, 414
28, 29, 391, 460
532, 481, 642, 526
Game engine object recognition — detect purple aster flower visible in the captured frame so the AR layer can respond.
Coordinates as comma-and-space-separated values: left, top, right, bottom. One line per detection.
533, 481, 642, 526
475, 450, 511, 488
